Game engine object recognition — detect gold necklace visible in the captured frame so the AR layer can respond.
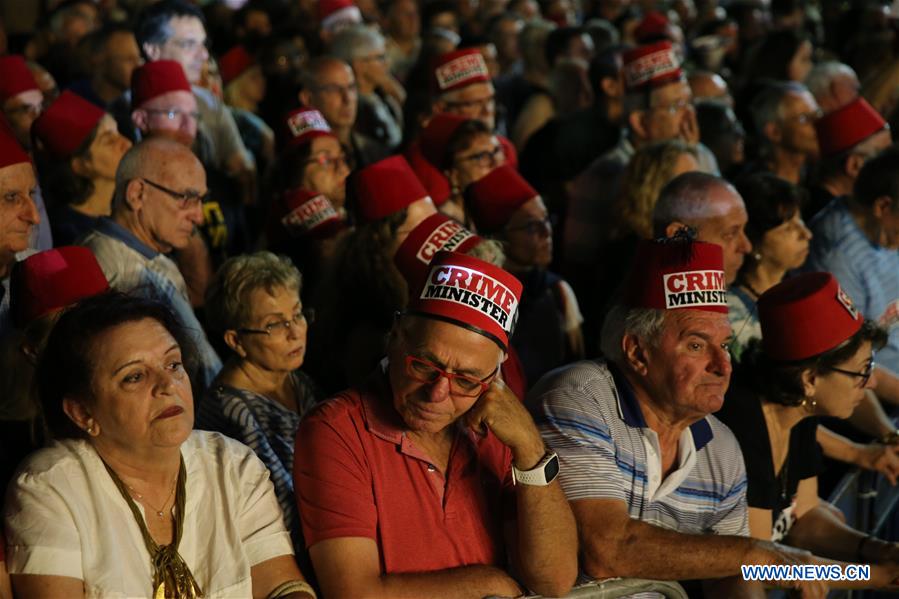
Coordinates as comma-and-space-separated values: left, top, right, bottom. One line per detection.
126, 477, 177, 519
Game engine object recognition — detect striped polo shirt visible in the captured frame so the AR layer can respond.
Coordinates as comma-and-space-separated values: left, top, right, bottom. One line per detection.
527, 360, 749, 538
806, 197, 899, 372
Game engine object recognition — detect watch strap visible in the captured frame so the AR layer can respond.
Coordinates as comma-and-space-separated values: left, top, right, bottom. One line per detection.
512, 451, 559, 486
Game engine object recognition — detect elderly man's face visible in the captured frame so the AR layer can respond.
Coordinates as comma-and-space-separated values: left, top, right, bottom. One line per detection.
151, 16, 209, 84
641, 80, 696, 143
641, 310, 733, 419
307, 63, 358, 130
691, 184, 752, 285
133, 147, 205, 252
388, 316, 503, 435
438, 82, 497, 132
2, 89, 43, 150
776, 90, 821, 157
0, 162, 39, 269
135, 90, 198, 146
102, 31, 143, 93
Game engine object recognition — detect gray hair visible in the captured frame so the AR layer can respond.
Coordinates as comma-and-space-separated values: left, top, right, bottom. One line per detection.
330, 24, 385, 64
204, 251, 302, 334
111, 138, 186, 211
748, 81, 809, 137
806, 61, 857, 101
299, 56, 352, 92
599, 304, 667, 363
651, 171, 734, 236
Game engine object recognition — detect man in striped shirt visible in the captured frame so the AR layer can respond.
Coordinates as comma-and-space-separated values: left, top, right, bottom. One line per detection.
528, 236, 822, 597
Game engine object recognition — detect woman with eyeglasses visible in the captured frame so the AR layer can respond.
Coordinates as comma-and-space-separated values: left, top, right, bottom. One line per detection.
32, 90, 132, 245
200, 252, 322, 560
466, 165, 584, 386
715, 273, 899, 578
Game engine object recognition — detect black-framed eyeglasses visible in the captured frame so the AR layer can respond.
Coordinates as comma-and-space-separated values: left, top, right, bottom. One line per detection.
456, 145, 504, 169
237, 309, 316, 337
3, 102, 42, 118
141, 178, 209, 210
145, 108, 200, 122
505, 215, 554, 236
404, 355, 498, 398
828, 355, 875, 388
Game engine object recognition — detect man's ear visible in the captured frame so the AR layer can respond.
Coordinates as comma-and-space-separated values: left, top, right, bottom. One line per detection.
142, 44, 161, 62
628, 110, 648, 141
223, 330, 246, 358
131, 109, 148, 131
298, 88, 312, 106
622, 333, 650, 376
124, 178, 145, 212
873, 195, 893, 219
846, 153, 866, 179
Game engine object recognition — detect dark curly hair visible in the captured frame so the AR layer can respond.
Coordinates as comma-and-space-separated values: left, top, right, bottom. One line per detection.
738, 319, 887, 406
37, 291, 195, 440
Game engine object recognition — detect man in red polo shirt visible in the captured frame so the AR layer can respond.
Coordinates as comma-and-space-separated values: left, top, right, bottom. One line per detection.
294, 251, 577, 598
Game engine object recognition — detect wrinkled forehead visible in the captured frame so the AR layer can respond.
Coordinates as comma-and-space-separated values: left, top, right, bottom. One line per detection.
663, 308, 732, 339
143, 90, 196, 111
0, 162, 36, 193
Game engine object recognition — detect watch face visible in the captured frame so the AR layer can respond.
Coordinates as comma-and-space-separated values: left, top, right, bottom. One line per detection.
545, 454, 560, 482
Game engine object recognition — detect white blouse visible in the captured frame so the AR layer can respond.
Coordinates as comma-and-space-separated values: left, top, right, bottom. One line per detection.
3, 431, 294, 598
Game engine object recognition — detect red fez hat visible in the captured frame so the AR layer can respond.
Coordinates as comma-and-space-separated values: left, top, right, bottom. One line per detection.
466, 165, 538, 233
622, 41, 683, 92
410, 251, 522, 350
421, 113, 470, 168
284, 107, 335, 149
33, 90, 105, 159
219, 46, 255, 87
131, 60, 192, 108
0, 55, 39, 103
0, 123, 31, 170
625, 237, 727, 313
279, 188, 344, 239
814, 98, 888, 158
634, 11, 671, 43
433, 49, 491, 94
394, 213, 482, 291
319, 0, 362, 30
758, 272, 863, 362
353, 155, 430, 223
406, 144, 452, 206
10, 246, 109, 327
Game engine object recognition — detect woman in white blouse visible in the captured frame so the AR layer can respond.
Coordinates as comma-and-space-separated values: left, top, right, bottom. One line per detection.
3, 292, 315, 599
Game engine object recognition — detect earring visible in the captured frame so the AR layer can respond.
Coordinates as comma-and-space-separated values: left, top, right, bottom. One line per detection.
86, 425, 94, 434
753, 252, 762, 261
800, 397, 817, 411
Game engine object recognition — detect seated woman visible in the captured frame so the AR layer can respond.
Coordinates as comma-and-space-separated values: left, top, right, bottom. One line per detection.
3, 292, 314, 599
728, 173, 899, 483
200, 251, 322, 549
32, 90, 132, 245
717, 273, 899, 589
466, 165, 584, 385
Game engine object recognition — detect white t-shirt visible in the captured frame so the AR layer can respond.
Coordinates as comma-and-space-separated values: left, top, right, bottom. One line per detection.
3, 431, 293, 598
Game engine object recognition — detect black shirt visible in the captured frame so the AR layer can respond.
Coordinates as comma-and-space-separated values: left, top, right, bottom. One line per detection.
716, 377, 822, 541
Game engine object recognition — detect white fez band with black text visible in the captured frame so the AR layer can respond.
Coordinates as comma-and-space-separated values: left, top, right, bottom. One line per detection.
416, 220, 475, 263
662, 270, 728, 309
422, 265, 519, 331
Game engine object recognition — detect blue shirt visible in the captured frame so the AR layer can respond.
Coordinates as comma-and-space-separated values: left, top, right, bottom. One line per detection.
806, 198, 899, 372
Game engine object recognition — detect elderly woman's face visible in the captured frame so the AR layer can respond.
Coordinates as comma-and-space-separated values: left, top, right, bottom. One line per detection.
236, 285, 307, 373
85, 318, 193, 450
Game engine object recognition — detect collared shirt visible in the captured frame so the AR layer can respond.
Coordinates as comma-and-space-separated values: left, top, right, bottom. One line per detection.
806, 197, 899, 372
80, 218, 222, 390
293, 370, 514, 574
193, 85, 255, 173
4, 431, 293, 598
528, 359, 749, 537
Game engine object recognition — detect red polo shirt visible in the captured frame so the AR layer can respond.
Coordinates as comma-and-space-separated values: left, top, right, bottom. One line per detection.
293, 373, 514, 574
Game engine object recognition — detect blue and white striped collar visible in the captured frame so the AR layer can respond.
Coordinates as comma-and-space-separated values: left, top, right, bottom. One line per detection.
95, 217, 159, 260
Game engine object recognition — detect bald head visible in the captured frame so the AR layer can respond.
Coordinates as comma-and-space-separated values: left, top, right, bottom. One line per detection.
299, 56, 357, 131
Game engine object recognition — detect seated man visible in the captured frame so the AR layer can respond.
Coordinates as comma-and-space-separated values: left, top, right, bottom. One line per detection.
80, 137, 221, 390
528, 236, 822, 596
294, 251, 577, 598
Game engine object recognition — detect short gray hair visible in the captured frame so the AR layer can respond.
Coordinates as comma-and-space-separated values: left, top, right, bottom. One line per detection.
330, 24, 385, 64
204, 251, 302, 334
651, 171, 734, 236
748, 81, 809, 136
599, 304, 667, 363
806, 61, 857, 101
111, 138, 188, 211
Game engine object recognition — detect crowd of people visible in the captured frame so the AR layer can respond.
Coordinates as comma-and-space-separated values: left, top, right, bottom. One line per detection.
4, 0, 899, 597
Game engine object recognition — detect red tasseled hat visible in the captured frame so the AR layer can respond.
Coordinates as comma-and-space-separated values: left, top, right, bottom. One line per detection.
394, 212, 482, 292
759, 272, 864, 361
319, 0, 362, 30
814, 97, 888, 157
283, 107, 335, 149
131, 60, 193, 108
32, 90, 105, 159
465, 165, 538, 233
10, 246, 110, 327
420, 113, 470, 169
622, 41, 683, 92
0, 55, 39, 103
0, 121, 31, 170
353, 155, 430, 223
278, 188, 344, 239
219, 46, 255, 87
432, 49, 491, 94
